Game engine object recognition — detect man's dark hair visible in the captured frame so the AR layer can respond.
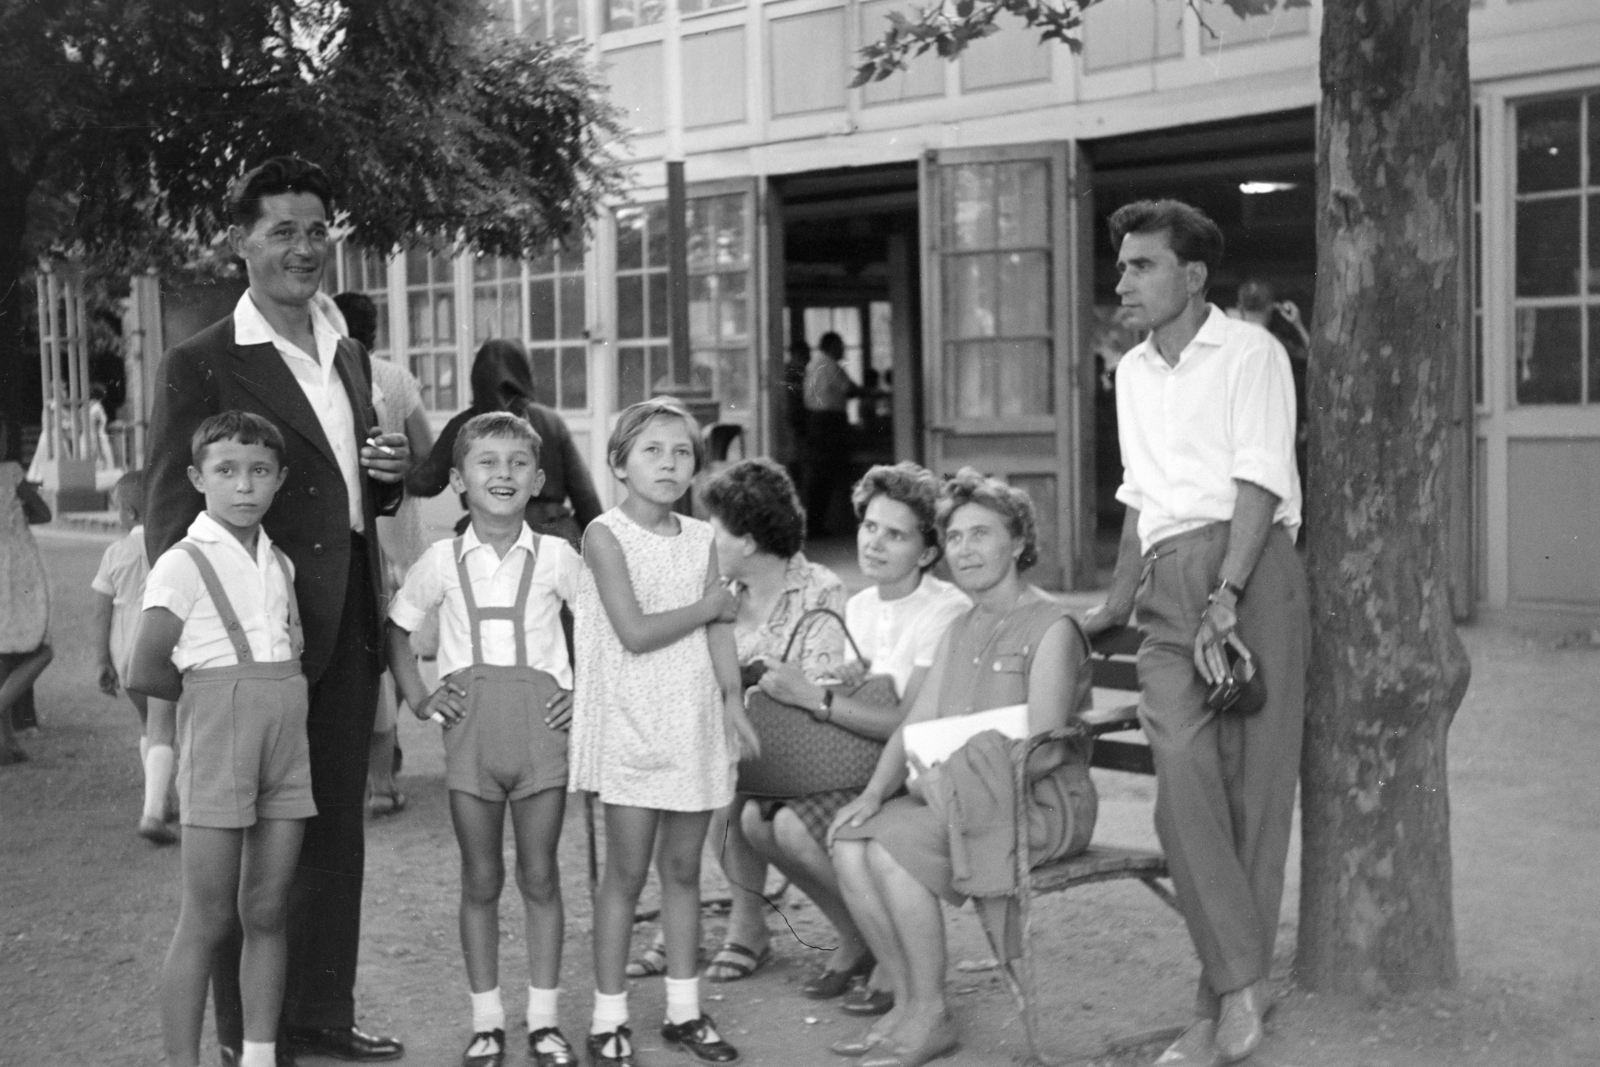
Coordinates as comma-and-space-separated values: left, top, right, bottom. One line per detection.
818, 332, 845, 359
191, 410, 287, 468
1108, 199, 1224, 290
228, 156, 334, 230
333, 292, 379, 351
701, 457, 806, 560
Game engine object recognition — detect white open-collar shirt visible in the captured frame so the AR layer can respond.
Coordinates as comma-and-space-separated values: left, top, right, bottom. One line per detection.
1115, 305, 1302, 554
388, 524, 583, 687
233, 291, 365, 532
144, 512, 298, 671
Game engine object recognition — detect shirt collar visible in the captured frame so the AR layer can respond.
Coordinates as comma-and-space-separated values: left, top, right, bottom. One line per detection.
1134, 304, 1228, 368
456, 521, 537, 563
233, 290, 341, 363
187, 510, 275, 566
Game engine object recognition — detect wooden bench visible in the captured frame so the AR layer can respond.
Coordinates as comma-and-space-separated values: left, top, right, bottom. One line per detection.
993, 624, 1180, 1066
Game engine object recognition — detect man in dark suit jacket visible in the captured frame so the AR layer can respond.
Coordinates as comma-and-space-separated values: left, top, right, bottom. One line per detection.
145, 157, 408, 1065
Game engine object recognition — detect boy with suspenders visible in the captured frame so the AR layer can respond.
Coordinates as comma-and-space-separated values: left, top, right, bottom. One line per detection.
386, 412, 584, 1067
129, 411, 313, 1067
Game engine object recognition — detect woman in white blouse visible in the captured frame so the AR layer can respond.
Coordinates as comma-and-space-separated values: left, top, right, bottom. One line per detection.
752, 463, 969, 1012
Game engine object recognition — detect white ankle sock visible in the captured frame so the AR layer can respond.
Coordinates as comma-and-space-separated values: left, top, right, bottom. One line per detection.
142, 744, 174, 822
591, 990, 628, 1035
139, 735, 149, 762
527, 985, 560, 1032
239, 1041, 275, 1067
472, 987, 506, 1033
664, 976, 700, 1025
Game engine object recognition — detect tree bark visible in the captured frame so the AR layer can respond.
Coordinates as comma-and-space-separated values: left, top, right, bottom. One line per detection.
0, 162, 37, 448
1298, 0, 1473, 996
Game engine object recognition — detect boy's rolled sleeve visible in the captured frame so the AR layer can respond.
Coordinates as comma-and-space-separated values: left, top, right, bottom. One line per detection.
143, 550, 201, 619
387, 548, 445, 633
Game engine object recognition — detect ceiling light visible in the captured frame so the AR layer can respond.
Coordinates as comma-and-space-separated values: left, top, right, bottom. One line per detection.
1239, 181, 1299, 195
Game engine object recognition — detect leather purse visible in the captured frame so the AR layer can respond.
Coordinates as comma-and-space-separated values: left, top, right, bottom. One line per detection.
737, 608, 895, 799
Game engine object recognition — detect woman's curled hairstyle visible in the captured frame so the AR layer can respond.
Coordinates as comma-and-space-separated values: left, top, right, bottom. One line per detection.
936, 466, 1040, 573
851, 462, 944, 570
701, 457, 806, 560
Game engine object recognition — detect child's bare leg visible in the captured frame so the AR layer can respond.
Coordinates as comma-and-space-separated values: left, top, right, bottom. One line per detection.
0, 646, 51, 760
163, 826, 245, 1067
366, 727, 399, 801
594, 804, 661, 994
510, 787, 568, 990
656, 810, 714, 980
238, 817, 305, 1046
139, 697, 179, 841
450, 790, 509, 994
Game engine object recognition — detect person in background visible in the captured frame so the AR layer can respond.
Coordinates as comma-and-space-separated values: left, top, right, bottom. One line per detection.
333, 291, 436, 817
93, 468, 179, 843
0, 414, 53, 765
409, 339, 601, 549
801, 332, 860, 538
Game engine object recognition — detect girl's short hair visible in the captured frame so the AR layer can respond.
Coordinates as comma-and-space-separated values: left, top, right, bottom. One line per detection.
936, 467, 1041, 573
701, 458, 805, 560
851, 462, 944, 570
453, 411, 543, 469
606, 397, 705, 474
191, 410, 287, 468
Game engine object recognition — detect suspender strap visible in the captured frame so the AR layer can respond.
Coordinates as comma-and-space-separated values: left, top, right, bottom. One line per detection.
269, 545, 305, 660
453, 536, 539, 667
176, 542, 254, 664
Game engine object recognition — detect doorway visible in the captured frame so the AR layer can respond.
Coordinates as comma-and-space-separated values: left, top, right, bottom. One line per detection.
772, 163, 921, 537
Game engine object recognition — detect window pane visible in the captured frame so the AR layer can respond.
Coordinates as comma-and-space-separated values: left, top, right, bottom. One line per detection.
688, 275, 714, 343
373, 296, 390, 352
411, 355, 433, 408
999, 251, 1050, 336
408, 292, 431, 344
1515, 306, 1581, 405
474, 288, 498, 344
607, 0, 634, 31
406, 247, 430, 286
687, 201, 713, 271
946, 255, 998, 338
949, 165, 996, 251
616, 209, 644, 270
1516, 197, 1580, 296
433, 255, 453, 285
558, 244, 585, 273
559, 276, 585, 339
715, 196, 747, 267
530, 278, 556, 340
1591, 308, 1600, 404
647, 274, 669, 340
434, 292, 455, 343
716, 347, 749, 411
639, 0, 665, 26
521, 0, 548, 34
1516, 96, 1581, 193
720, 272, 748, 341
528, 348, 559, 407
552, 0, 580, 37
616, 276, 643, 339
1590, 195, 1600, 294
645, 205, 669, 268
997, 339, 1051, 415
649, 345, 671, 394
530, 244, 556, 275
949, 341, 995, 418
619, 347, 647, 406
473, 255, 497, 282
996, 163, 1048, 249
561, 346, 588, 409
438, 357, 457, 409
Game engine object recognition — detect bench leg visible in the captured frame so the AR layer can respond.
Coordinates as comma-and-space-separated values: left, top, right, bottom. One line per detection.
1139, 875, 1180, 914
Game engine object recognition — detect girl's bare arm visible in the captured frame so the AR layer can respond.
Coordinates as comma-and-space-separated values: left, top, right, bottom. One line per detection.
583, 523, 735, 654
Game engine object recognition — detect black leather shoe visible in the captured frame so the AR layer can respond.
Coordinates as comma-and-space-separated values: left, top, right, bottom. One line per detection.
528, 1026, 578, 1067
462, 1028, 505, 1067
585, 1025, 635, 1066
660, 1014, 739, 1064
220, 1043, 298, 1066
287, 1026, 404, 1062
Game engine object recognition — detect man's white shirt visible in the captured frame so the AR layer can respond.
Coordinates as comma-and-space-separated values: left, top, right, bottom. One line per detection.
1115, 305, 1301, 554
233, 291, 365, 532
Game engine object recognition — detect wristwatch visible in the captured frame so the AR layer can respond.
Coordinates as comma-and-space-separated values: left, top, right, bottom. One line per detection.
818, 689, 834, 721
1210, 578, 1245, 604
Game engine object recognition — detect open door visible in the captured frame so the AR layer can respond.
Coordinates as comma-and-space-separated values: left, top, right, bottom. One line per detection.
920, 143, 1095, 589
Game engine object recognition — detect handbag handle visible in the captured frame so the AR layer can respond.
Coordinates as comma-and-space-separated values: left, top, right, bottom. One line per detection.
779, 606, 868, 669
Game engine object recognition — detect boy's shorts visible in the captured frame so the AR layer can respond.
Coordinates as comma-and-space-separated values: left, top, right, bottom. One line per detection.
443, 665, 568, 802
176, 660, 317, 828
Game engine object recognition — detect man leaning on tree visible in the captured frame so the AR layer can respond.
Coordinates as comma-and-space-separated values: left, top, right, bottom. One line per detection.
1084, 199, 1309, 1067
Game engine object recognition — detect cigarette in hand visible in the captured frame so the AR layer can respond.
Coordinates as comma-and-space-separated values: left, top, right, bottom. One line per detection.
430, 711, 447, 726
367, 436, 396, 456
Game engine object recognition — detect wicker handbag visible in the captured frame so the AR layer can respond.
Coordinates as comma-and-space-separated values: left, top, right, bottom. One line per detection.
737, 608, 897, 799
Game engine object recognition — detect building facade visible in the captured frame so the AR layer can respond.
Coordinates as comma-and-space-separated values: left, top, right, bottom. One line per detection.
331, 0, 1600, 616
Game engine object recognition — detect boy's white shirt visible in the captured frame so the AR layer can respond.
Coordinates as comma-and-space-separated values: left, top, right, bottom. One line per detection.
144, 512, 298, 671
388, 522, 582, 687
93, 524, 151, 668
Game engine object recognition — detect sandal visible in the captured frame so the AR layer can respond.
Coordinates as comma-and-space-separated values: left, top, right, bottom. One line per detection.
366, 790, 408, 817
704, 941, 770, 983
801, 951, 876, 1000
625, 934, 668, 978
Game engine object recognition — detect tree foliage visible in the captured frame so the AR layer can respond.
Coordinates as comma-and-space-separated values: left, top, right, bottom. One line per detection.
849, 0, 1309, 87
0, 0, 624, 421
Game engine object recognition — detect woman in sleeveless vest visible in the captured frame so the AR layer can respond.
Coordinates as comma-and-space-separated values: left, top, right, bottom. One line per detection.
827, 469, 1097, 1067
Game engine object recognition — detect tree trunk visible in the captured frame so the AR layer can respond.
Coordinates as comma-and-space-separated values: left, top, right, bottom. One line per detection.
1298, 0, 1473, 996
0, 163, 37, 454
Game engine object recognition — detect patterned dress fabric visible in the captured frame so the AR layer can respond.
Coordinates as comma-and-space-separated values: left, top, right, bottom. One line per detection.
0, 463, 49, 653
569, 508, 733, 811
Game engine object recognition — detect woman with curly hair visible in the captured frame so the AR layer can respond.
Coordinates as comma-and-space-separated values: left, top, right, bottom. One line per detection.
826, 468, 1097, 1067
